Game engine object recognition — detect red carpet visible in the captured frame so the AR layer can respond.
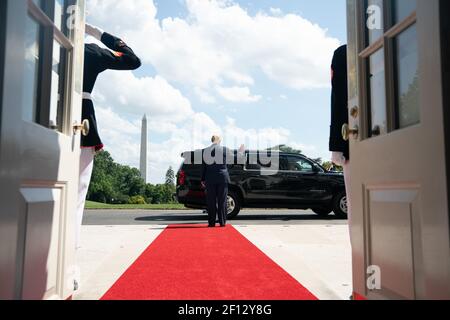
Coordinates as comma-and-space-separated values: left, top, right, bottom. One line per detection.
101, 224, 317, 300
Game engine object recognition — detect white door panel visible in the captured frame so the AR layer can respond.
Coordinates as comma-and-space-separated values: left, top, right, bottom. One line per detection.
347, 0, 450, 299
367, 187, 419, 299
20, 187, 63, 300
0, 0, 85, 300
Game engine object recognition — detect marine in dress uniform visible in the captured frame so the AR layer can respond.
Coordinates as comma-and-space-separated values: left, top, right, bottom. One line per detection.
329, 45, 352, 243
201, 136, 245, 228
330, 45, 349, 162
76, 24, 141, 248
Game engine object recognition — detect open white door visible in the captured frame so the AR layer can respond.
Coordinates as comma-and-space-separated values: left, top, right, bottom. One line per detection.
347, 0, 450, 299
0, 0, 85, 300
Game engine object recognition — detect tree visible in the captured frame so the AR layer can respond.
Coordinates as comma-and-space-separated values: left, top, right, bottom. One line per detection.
161, 184, 175, 203
151, 185, 166, 204
165, 166, 175, 186
399, 73, 420, 126
128, 195, 147, 205
116, 165, 145, 197
87, 151, 178, 205
87, 151, 116, 203
163, 167, 177, 203
144, 184, 155, 204
88, 151, 145, 204
322, 161, 343, 172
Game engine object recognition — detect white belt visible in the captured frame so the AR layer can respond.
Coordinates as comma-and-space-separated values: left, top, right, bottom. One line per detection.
82, 92, 93, 100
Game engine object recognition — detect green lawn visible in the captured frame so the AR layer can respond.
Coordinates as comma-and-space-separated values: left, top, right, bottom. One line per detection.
85, 201, 188, 210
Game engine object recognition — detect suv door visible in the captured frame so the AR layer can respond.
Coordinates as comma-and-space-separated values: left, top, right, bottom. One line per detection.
242, 153, 288, 205
282, 156, 333, 205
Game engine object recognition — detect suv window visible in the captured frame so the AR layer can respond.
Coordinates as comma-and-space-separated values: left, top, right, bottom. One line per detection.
280, 156, 315, 173
245, 153, 275, 171
245, 154, 260, 170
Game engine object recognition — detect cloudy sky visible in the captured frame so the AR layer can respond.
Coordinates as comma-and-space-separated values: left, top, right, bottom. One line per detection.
85, 0, 347, 184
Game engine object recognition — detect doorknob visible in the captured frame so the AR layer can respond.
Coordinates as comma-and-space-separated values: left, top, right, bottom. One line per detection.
342, 123, 359, 141
73, 119, 90, 137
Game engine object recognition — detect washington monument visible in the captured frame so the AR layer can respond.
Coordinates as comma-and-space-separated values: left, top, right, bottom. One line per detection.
140, 114, 148, 183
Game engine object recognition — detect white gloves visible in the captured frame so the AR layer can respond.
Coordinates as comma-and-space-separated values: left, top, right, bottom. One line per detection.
331, 152, 347, 167
85, 23, 104, 41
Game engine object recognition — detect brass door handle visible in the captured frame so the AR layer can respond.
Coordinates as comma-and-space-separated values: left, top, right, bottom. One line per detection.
342, 123, 359, 141
73, 119, 90, 137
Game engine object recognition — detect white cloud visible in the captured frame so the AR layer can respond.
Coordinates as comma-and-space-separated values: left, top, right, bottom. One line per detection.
289, 142, 331, 162
86, 0, 159, 37
222, 117, 290, 150
194, 87, 217, 104
86, 0, 340, 102
269, 7, 283, 16
95, 107, 141, 168
216, 86, 261, 103
93, 72, 193, 123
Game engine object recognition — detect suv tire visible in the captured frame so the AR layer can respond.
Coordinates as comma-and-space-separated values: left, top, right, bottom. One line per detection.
227, 190, 241, 219
333, 191, 348, 219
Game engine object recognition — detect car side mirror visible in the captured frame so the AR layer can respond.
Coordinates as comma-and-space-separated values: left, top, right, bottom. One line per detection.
312, 165, 321, 173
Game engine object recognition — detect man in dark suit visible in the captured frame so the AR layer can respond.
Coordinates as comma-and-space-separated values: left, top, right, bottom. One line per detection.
201, 136, 245, 227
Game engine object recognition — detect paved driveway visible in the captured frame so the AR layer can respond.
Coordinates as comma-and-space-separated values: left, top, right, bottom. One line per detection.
83, 209, 349, 226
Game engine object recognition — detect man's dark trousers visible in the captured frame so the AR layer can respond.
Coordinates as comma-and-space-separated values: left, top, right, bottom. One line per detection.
206, 182, 228, 226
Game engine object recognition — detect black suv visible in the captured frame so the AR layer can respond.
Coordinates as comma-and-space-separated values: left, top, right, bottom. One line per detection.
176, 151, 347, 219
